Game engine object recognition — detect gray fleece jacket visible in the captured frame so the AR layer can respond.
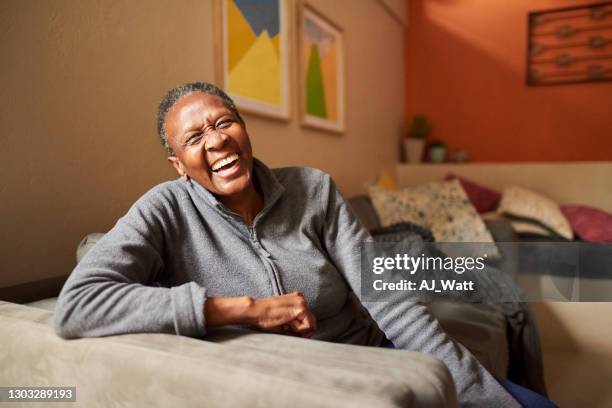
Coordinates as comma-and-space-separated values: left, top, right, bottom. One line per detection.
54, 159, 518, 407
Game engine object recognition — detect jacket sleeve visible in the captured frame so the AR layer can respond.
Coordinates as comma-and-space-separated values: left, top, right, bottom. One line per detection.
320, 175, 519, 408
54, 189, 207, 339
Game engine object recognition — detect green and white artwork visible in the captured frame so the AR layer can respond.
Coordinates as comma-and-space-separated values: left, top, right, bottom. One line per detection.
300, 4, 344, 133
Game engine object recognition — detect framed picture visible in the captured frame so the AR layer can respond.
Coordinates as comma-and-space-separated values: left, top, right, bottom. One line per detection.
299, 3, 345, 133
214, 0, 291, 120
526, 1, 612, 86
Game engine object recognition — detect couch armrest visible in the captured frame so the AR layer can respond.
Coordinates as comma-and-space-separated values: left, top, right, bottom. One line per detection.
0, 301, 457, 407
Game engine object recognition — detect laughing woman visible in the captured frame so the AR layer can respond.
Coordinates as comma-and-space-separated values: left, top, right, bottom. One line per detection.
55, 82, 547, 407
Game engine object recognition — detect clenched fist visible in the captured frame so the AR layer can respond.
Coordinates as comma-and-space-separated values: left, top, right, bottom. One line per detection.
205, 291, 317, 338
248, 291, 317, 337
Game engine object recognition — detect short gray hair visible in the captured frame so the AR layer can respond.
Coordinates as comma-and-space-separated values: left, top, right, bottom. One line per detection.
156, 82, 243, 155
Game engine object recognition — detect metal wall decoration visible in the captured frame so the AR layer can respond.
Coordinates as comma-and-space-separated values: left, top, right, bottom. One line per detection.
527, 1, 612, 86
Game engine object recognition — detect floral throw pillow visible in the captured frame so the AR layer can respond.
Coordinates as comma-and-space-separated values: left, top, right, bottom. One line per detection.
368, 180, 498, 257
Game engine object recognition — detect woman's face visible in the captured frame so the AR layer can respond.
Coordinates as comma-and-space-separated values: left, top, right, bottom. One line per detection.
165, 92, 255, 198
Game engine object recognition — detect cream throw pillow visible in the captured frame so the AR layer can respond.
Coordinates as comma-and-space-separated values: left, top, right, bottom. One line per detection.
497, 186, 573, 240
509, 220, 556, 237
368, 180, 498, 257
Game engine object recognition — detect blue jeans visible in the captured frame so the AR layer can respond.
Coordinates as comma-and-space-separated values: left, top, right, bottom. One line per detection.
380, 338, 557, 408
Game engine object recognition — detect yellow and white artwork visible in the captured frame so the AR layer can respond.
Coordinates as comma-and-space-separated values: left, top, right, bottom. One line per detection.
219, 0, 290, 119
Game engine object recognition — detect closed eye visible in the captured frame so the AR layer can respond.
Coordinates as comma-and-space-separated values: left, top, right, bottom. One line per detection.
216, 119, 233, 129
185, 132, 203, 145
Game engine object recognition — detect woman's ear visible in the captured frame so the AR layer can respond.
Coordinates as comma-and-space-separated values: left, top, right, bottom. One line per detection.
167, 156, 189, 180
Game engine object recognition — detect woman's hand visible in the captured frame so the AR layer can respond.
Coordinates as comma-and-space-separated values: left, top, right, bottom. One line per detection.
204, 291, 317, 338
248, 291, 317, 338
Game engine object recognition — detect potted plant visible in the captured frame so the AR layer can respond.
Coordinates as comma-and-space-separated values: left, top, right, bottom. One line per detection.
404, 114, 431, 163
428, 141, 447, 163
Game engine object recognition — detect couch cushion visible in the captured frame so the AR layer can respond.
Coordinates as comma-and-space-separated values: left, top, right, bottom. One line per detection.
427, 302, 508, 378
0, 301, 457, 408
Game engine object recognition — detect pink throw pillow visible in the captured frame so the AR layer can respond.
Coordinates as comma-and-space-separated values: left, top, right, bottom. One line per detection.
445, 174, 501, 213
560, 205, 612, 243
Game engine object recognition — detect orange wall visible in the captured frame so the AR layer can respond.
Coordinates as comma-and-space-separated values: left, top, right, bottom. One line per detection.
405, 0, 612, 162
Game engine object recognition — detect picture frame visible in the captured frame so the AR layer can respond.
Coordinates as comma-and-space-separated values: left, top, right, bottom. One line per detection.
214, 0, 291, 120
298, 3, 345, 133
526, 1, 612, 86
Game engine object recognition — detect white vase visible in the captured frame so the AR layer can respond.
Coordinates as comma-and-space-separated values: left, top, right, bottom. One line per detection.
404, 138, 425, 163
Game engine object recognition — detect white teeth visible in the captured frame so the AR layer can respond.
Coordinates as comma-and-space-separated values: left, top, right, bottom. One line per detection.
211, 153, 239, 171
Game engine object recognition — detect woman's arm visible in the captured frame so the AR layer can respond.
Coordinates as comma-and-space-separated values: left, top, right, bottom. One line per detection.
319, 175, 519, 407
54, 188, 207, 339
55, 185, 316, 339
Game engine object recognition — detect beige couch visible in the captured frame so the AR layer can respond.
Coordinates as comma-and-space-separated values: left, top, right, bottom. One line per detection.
0, 300, 458, 407
0, 195, 517, 408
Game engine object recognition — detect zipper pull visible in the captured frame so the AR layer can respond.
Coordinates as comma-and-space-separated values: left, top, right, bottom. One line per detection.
248, 226, 256, 241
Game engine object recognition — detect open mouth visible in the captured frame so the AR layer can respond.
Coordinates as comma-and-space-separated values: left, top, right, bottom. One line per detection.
211, 153, 240, 173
